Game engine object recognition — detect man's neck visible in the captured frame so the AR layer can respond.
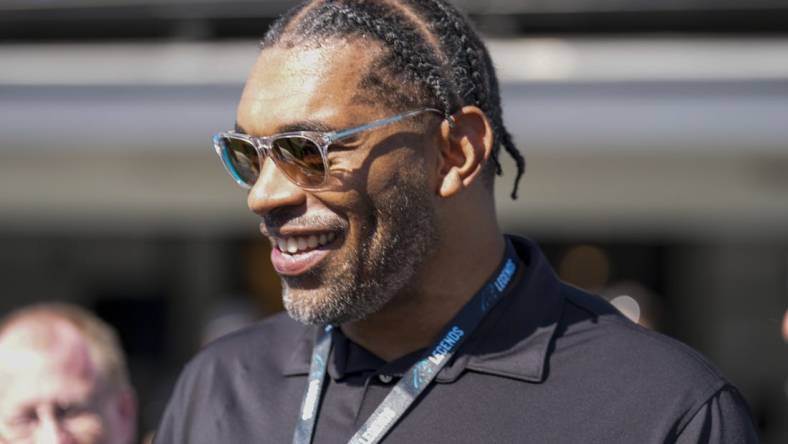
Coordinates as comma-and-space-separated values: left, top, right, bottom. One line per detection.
340, 231, 507, 362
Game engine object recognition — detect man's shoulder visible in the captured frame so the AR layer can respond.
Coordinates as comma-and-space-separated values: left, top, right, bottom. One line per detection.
204, 311, 306, 352
545, 285, 757, 439
155, 313, 310, 442
183, 311, 308, 378
556, 284, 728, 400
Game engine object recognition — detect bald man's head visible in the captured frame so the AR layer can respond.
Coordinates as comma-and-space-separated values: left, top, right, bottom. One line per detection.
0, 317, 98, 388
0, 304, 136, 444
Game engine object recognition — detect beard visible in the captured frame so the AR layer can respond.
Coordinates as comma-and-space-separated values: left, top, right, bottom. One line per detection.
279, 170, 439, 326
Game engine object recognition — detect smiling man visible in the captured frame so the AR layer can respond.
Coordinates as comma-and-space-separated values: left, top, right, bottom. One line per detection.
155, 1, 757, 443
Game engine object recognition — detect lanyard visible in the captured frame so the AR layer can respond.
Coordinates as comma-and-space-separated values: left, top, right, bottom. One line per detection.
293, 240, 520, 444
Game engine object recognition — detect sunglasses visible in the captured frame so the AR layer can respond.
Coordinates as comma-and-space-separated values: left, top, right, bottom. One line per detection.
213, 108, 444, 190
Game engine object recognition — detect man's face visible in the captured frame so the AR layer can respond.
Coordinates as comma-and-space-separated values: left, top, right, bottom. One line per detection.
238, 39, 441, 325
0, 321, 131, 444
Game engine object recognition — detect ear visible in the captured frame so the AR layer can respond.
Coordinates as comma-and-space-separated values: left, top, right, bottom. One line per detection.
112, 388, 138, 444
436, 105, 494, 198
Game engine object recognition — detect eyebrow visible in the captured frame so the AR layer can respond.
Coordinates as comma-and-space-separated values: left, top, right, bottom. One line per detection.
233, 120, 337, 135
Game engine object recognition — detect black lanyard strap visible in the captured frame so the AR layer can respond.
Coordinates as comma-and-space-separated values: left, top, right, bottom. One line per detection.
293, 325, 333, 444
293, 240, 520, 444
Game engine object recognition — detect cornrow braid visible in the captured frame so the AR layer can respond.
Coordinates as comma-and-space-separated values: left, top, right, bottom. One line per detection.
406, 0, 525, 198
261, 0, 525, 199
264, 1, 456, 117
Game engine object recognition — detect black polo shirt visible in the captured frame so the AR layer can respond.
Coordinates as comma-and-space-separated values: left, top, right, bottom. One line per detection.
155, 236, 757, 443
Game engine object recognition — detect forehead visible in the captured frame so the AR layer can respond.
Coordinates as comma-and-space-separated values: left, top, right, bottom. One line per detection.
0, 320, 99, 412
237, 39, 384, 134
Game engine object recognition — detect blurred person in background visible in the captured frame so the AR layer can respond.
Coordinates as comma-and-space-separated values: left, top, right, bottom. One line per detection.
783, 307, 788, 404
0, 303, 137, 444
155, 0, 757, 442
783, 308, 788, 343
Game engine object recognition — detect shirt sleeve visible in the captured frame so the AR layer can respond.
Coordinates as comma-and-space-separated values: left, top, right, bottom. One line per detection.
674, 385, 759, 444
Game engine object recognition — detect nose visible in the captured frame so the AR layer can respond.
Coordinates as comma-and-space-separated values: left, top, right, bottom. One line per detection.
35, 415, 75, 444
247, 157, 307, 217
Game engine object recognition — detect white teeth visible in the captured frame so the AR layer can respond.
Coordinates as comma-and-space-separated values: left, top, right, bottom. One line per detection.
276, 233, 338, 254
287, 237, 298, 254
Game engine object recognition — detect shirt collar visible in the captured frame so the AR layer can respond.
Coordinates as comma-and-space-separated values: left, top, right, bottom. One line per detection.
282, 236, 564, 384
437, 235, 564, 383
282, 325, 418, 380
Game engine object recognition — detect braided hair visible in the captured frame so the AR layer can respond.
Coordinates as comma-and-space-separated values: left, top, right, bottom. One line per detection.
261, 0, 525, 199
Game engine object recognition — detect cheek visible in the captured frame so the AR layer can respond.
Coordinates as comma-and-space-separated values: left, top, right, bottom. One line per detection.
65, 414, 106, 444
318, 150, 402, 216
364, 148, 427, 196
319, 147, 432, 244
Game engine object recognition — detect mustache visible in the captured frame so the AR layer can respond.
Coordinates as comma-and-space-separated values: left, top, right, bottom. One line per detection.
262, 208, 347, 233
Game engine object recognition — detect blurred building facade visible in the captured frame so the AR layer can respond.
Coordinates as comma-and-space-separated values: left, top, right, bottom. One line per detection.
1, 0, 787, 441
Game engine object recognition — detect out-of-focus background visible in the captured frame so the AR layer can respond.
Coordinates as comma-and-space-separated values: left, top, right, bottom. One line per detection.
1, 0, 787, 441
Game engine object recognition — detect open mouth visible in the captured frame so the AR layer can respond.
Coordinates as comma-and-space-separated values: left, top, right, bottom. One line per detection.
268, 231, 342, 276
273, 232, 337, 255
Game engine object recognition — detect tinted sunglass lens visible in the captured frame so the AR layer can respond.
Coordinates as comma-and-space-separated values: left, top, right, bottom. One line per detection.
270, 136, 326, 187
220, 136, 260, 187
